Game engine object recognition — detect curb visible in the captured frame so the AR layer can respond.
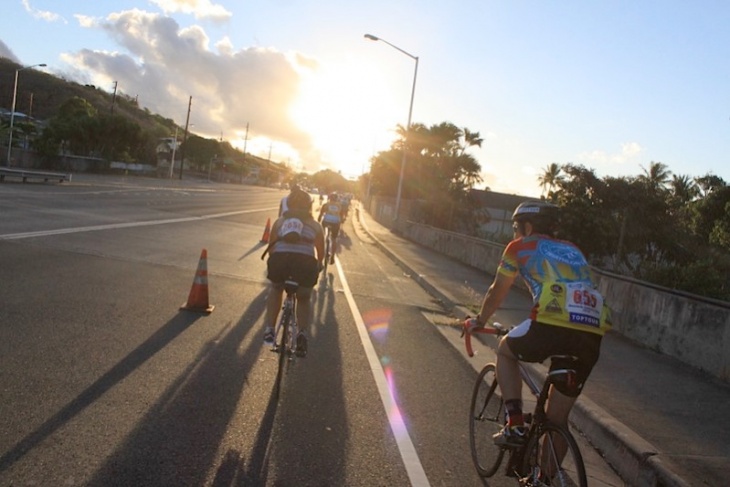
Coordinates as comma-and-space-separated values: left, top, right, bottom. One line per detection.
356, 206, 691, 487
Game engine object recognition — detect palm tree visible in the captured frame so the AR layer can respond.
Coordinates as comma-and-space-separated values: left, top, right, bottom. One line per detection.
538, 162, 563, 197
638, 161, 671, 192
669, 174, 698, 204
459, 128, 483, 157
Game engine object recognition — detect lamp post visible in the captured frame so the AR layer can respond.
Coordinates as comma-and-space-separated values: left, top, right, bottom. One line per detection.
168, 126, 179, 179
6, 63, 46, 166
364, 34, 418, 221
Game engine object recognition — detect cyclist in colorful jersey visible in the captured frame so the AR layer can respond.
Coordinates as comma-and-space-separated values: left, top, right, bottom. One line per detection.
467, 200, 611, 447
263, 188, 325, 356
318, 192, 344, 265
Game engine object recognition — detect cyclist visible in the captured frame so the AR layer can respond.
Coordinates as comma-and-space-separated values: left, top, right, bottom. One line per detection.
318, 192, 344, 265
340, 193, 351, 222
466, 200, 611, 447
278, 183, 300, 217
263, 188, 325, 356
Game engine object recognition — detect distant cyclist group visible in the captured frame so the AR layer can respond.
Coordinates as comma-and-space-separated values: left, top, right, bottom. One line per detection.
261, 186, 610, 483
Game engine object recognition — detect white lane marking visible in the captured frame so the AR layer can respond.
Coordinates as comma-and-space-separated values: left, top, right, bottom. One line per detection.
335, 257, 431, 487
0, 208, 277, 240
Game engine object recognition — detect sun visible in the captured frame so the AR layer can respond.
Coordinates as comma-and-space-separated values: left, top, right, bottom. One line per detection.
291, 58, 401, 178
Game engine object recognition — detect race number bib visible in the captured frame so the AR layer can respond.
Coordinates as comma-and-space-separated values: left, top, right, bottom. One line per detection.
279, 217, 304, 242
536, 281, 604, 329
565, 282, 603, 327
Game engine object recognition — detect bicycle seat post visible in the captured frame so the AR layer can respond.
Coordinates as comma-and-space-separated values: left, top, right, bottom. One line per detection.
283, 280, 299, 296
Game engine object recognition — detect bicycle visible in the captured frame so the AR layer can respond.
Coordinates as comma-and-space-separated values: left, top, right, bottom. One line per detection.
462, 320, 587, 487
321, 224, 335, 275
270, 280, 304, 383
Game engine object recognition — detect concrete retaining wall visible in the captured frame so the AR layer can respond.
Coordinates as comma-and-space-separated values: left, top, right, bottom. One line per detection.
366, 196, 730, 382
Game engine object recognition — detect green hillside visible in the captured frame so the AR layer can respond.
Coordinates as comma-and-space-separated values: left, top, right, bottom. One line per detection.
0, 57, 174, 136
0, 57, 289, 179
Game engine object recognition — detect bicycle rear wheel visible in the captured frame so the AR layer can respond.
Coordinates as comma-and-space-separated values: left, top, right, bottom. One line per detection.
469, 363, 506, 477
519, 423, 587, 487
276, 307, 291, 375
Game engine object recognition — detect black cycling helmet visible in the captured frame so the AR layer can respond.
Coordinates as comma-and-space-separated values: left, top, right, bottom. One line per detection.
287, 188, 312, 212
512, 200, 559, 235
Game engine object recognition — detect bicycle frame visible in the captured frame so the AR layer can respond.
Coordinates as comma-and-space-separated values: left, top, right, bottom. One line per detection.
273, 280, 299, 359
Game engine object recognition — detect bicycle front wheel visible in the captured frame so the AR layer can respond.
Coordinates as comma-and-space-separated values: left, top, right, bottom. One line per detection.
519, 422, 587, 487
469, 363, 505, 477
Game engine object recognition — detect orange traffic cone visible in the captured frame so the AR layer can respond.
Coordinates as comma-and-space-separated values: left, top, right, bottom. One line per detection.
261, 217, 271, 243
181, 248, 215, 313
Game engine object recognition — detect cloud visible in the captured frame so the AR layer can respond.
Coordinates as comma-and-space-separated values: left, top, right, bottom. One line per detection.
22, 0, 67, 23
150, 0, 232, 22
0, 39, 20, 63
65, 9, 315, 163
578, 141, 643, 166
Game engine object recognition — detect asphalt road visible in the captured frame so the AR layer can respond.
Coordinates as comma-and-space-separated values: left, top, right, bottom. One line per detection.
0, 175, 619, 486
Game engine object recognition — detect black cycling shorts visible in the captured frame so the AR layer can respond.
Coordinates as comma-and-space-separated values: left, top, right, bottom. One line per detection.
505, 320, 602, 397
322, 220, 341, 237
267, 252, 319, 288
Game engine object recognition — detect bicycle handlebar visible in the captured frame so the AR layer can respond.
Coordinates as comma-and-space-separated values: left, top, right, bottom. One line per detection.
461, 318, 509, 357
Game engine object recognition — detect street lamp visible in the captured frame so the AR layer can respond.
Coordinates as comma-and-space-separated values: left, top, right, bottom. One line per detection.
168, 126, 179, 179
364, 34, 419, 221
6, 63, 46, 166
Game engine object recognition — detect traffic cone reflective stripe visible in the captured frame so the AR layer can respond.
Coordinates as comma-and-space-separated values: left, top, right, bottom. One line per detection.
261, 217, 271, 243
181, 248, 215, 313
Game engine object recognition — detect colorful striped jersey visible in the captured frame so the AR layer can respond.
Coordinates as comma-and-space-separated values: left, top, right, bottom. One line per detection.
497, 234, 611, 335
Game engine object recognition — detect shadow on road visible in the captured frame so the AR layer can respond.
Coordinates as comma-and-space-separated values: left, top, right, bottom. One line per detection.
207, 269, 350, 486
239, 242, 267, 261
85, 289, 269, 486
0, 311, 202, 473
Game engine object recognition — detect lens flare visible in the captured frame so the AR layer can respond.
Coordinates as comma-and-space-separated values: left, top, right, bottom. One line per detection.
363, 308, 392, 341
383, 365, 408, 437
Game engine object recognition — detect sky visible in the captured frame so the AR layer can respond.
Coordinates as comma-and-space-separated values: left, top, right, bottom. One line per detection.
1, 0, 729, 197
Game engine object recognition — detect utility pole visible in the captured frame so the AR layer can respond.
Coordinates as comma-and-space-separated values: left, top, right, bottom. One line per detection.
178, 96, 192, 180
111, 81, 118, 115
240, 122, 249, 184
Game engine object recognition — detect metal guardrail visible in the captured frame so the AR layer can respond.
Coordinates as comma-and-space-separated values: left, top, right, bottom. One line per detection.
0, 167, 71, 183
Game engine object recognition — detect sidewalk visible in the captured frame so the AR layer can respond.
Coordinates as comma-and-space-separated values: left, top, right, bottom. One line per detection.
356, 205, 729, 487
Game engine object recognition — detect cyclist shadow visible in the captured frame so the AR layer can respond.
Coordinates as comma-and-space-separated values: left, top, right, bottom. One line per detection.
316, 268, 335, 291
266, 270, 348, 485
312, 272, 336, 337
335, 229, 352, 252
238, 242, 267, 261
210, 276, 347, 486
0, 311, 203, 474
84, 289, 270, 486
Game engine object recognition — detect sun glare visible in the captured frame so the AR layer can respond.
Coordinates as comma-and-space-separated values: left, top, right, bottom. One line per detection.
291, 60, 401, 178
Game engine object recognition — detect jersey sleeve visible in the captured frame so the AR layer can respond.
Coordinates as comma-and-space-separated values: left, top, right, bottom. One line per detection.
496, 240, 520, 277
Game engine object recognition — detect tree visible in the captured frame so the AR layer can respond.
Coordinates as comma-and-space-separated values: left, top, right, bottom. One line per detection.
33, 95, 157, 166
538, 163, 563, 197
638, 161, 672, 192
309, 169, 350, 194
179, 135, 221, 171
690, 185, 730, 245
695, 173, 726, 198
551, 164, 612, 261
539, 161, 730, 299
